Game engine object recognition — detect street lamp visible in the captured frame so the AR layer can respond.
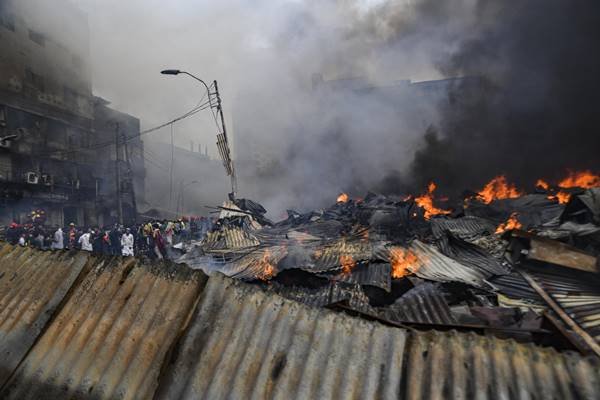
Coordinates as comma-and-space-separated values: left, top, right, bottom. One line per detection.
160, 69, 214, 109
160, 69, 237, 198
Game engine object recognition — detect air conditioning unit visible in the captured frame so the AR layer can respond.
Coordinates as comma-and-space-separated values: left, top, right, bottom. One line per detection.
41, 174, 53, 186
25, 171, 39, 184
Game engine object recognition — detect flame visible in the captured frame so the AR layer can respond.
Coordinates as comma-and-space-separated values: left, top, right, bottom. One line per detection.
555, 191, 571, 204
337, 193, 349, 203
340, 254, 357, 275
495, 212, 523, 234
257, 250, 276, 281
558, 170, 600, 189
477, 176, 522, 204
414, 182, 452, 220
389, 247, 420, 279
536, 179, 550, 190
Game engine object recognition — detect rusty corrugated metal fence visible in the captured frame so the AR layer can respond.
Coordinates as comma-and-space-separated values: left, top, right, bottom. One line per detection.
0, 243, 598, 399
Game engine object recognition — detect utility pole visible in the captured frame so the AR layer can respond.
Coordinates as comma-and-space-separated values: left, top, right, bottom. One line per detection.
122, 132, 138, 224
213, 80, 237, 197
115, 123, 123, 225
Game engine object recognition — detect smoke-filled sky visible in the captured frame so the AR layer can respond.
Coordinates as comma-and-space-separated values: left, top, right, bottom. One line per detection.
23, 0, 600, 215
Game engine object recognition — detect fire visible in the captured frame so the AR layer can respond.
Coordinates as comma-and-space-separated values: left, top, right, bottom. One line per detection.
477, 176, 522, 204
495, 212, 523, 234
337, 193, 349, 203
414, 182, 451, 220
558, 170, 600, 189
257, 250, 276, 281
389, 247, 420, 279
536, 179, 550, 190
555, 191, 571, 204
340, 254, 357, 274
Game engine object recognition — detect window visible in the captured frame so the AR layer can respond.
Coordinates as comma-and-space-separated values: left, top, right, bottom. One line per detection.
28, 29, 45, 46
0, 12, 15, 32
25, 68, 44, 91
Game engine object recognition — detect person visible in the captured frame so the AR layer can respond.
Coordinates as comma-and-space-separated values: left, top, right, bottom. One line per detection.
6, 222, 19, 245
51, 227, 64, 250
164, 221, 174, 246
152, 224, 165, 259
18, 234, 26, 247
68, 223, 77, 249
121, 228, 134, 256
78, 229, 93, 252
109, 225, 121, 255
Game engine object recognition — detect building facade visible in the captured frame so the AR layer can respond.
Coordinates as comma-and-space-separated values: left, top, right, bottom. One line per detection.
0, 0, 144, 226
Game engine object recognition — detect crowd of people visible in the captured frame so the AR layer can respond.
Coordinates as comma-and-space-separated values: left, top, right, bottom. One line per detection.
2, 217, 214, 260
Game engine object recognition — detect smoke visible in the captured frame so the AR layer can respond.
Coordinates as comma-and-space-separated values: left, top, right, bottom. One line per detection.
14, 0, 598, 216
409, 0, 600, 194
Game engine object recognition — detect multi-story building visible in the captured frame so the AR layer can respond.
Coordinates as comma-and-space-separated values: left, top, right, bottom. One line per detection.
0, 0, 144, 226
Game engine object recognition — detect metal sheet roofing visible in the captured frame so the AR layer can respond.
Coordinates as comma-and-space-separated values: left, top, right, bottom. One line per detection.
0, 256, 207, 400
382, 282, 457, 325
0, 244, 90, 387
156, 273, 600, 400
0, 245, 598, 400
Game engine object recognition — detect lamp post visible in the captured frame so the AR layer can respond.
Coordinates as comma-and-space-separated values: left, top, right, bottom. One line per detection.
160, 69, 236, 198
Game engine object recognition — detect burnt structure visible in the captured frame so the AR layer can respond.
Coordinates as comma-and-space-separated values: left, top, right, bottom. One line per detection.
0, 0, 144, 226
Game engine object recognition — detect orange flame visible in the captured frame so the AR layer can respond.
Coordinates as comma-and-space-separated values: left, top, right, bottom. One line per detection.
477, 176, 522, 204
389, 247, 420, 279
340, 254, 357, 275
257, 250, 276, 281
414, 182, 452, 220
337, 193, 349, 203
536, 179, 550, 190
558, 170, 600, 189
495, 212, 523, 234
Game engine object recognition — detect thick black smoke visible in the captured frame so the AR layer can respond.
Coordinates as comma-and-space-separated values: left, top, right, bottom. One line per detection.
409, 0, 600, 193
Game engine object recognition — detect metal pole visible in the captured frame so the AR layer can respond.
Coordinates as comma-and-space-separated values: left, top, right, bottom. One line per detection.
123, 132, 138, 224
213, 80, 237, 196
115, 123, 123, 225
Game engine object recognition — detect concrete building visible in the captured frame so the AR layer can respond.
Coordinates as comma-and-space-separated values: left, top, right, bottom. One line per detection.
0, 0, 144, 226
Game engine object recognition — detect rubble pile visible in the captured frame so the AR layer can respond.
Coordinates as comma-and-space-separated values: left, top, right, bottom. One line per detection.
180, 172, 600, 356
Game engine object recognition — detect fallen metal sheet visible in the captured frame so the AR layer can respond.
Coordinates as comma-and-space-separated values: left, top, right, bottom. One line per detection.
222, 245, 288, 280
488, 271, 545, 305
563, 188, 600, 224
0, 257, 207, 400
155, 273, 600, 400
530, 270, 600, 346
409, 240, 491, 288
268, 280, 376, 315
0, 244, 90, 388
467, 194, 565, 227
435, 235, 510, 277
308, 238, 372, 273
202, 226, 260, 252
381, 282, 457, 325
431, 216, 496, 242
320, 262, 392, 292
538, 221, 600, 240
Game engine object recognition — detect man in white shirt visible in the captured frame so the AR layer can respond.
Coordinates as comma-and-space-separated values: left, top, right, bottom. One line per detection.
78, 230, 93, 252
51, 227, 64, 250
121, 228, 134, 256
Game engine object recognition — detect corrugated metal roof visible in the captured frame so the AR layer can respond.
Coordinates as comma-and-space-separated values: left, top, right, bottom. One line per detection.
0, 255, 207, 400
202, 226, 260, 252
410, 240, 491, 288
155, 273, 600, 400
431, 216, 496, 242
309, 237, 372, 273
531, 270, 600, 344
0, 244, 90, 387
321, 262, 392, 292
381, 282, 457, 325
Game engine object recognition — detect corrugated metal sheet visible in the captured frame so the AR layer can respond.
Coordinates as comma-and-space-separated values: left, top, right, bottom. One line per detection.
202, 226, 260, 252
431, 216, 496, 242
435, 236, 510, 277
308, 238, 372, 273
155, 273, 600, 400
224, 245, 288, 280
268, 280, 376, 315
0, 256, 207, 400
320, 262, 392, 292
489, 271, 544, 305
531, 270, 600, 344
0, 244, 90, 387
382, 282, 457, 325
410, 240, 491, 288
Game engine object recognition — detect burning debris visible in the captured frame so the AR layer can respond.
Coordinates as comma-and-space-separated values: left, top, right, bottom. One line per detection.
181, 170, 600, 356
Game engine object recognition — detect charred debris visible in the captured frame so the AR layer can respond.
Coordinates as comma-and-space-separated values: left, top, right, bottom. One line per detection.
180, 171, 600, 356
